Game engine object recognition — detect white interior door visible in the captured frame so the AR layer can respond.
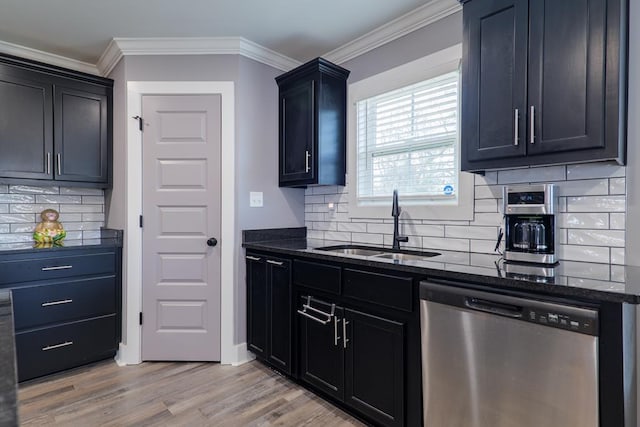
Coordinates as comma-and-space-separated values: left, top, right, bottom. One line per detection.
141, 94, 221, 361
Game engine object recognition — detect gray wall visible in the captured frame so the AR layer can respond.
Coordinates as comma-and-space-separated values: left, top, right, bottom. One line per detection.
107, 53, 304, 347
625, 0, 639, 266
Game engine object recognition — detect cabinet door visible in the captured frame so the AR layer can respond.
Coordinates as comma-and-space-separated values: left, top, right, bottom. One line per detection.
0, 70, 53, 180
54, 85, 109, 183
279, 80, 315, 186
344, 309, 404, 427
527, 0, 607, 156
267, 257, 292, 374
461, 0, 528, 169
299, 302, 344, 400
246, 254, 268, 358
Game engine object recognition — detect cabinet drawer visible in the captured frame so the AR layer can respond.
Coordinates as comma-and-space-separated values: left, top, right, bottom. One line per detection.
343, 269, 413, 312
293, 259, 341, 295
12, 276, 116, 331
0, 251, 115, 285
15, 314, 117, 382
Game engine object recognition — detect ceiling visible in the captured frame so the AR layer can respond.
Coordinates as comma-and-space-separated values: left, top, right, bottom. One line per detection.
0, 0, 443, 66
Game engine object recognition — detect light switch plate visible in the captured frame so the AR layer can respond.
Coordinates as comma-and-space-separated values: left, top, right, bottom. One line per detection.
249, 191, 263, 207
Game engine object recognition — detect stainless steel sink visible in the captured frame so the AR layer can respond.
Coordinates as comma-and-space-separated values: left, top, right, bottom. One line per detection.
316, 245, 385, 256
316, 245, 440, 260
373, 252, 440, 261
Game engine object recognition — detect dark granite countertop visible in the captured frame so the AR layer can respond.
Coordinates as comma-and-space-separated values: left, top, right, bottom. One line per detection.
0, 291, 17, 426
0, 228, 123, 256
242, 228, 640, 304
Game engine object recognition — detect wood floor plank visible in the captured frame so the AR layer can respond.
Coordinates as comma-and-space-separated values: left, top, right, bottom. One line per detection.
18, 360, 365, 426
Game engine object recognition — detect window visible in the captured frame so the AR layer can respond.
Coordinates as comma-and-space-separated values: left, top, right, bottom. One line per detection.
347, 44, 474, 220
356, 71, 459, 205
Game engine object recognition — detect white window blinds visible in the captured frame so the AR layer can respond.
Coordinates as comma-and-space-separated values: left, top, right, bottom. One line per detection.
356, 70, 459, 205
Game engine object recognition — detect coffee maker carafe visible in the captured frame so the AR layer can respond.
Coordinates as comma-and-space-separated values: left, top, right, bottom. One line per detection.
503, 184, 557, 265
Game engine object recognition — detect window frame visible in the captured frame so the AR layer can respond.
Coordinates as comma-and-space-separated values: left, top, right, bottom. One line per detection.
347, 44, 475, 220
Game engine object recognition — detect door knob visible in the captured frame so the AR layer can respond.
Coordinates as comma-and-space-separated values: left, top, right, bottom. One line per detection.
207, 238, 218, 247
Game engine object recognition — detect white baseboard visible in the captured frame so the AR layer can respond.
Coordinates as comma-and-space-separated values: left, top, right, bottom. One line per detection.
114, 342, 141, 366
224, 342, 255, 366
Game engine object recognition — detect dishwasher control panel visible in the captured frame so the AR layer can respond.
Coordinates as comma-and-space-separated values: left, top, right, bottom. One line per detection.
525, 308, 597, 335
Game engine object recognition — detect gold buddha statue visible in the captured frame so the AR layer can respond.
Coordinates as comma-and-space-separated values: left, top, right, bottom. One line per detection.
33, 209, 66, 244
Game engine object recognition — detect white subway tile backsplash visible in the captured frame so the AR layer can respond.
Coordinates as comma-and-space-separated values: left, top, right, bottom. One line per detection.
558, 213, 609, 229
10, 204, 58, 214
609, 178, 625, 195
560, 261, 611, 281
555, 179, 609, 196
611, 248, 625, 265
0, 186, 105, 241
446, 225, 497, 240
567, 230, 625, 247
566, 195, 625, 212
498, 165, 565, 184
610, 213, 625, 230
304, 162, 626, 266
566, 163, 625, 180
0, 194, 35, 204
9, 185, 59, 194
338, 222, 367, 233
558, 244, 610, 263
36, 195, 82, 204
307, 229, 324, 239
352, 232, 384, 245
611, 265, 626, 282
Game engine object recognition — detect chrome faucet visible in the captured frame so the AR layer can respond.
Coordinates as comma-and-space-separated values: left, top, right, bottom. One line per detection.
392, 190, 409, 250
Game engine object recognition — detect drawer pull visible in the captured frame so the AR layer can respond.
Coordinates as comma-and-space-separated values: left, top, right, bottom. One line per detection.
246, 256, 261, 261
266, 260, 284, 266
41, 265, 73, 271
297, 295, 335, 325
42, 341, 73, 351
41, 299, 73, 307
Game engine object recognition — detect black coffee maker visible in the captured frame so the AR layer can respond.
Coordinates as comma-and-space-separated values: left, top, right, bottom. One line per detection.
503, 184, 557, 265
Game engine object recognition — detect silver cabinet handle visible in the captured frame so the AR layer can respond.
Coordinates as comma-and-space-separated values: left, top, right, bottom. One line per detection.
245, 255, 261, 261
334, 316, 341, 346
297, 309, 331, 325
266, 259, 283, 266
41, 265, 73, 271
42, 299, 73, 307
46, 152, 51, 175
56, 153, 62, 175
42, 341, 73, 351
530, 106, 535, 144
342, 319, 349, 349
514, 109, 519, 146
305, 150, 311, 173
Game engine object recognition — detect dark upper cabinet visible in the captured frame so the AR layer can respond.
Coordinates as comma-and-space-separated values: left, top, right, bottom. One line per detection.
276, 58, 350, 187
246, 252, 293, 374
0, 53, 113, 187
55, 85, 109, 183
461, 0, 627, 171
0, 71, 53, 180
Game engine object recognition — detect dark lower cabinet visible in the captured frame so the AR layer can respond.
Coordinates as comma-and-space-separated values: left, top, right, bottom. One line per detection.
0, 244, 122, 382
298, 296, 405, 427
344, 309, 404, 427
246, 252, 292, 374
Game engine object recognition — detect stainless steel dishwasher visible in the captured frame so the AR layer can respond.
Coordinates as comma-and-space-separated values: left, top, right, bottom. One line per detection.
419, 280, 599, 427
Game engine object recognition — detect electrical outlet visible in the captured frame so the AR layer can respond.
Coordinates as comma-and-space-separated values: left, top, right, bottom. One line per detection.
249, 192, 263, 207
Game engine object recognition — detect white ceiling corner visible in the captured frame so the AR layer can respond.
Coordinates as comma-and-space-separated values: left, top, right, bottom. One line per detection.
323, 0, 461, 64
0, 39, 99, 75
97, 37, 302, 76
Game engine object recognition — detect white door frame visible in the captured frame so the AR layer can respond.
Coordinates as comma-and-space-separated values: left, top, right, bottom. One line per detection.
117, 81, 236, 365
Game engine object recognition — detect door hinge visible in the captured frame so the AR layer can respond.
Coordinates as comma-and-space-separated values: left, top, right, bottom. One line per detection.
139, 215, 143, 228
133, 115, 144, 132
139, 312, 143, 325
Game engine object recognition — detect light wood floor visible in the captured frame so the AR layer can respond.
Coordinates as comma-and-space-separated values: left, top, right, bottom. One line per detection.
18, 360, 365, 426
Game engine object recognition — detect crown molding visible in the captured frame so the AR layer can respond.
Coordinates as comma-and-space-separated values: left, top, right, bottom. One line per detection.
323, 0, 461, 64
97, 37, 302, 76
0, 39, 99, 75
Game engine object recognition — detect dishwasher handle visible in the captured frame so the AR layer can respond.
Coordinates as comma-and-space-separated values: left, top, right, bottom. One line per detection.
465, 297, 523, 318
